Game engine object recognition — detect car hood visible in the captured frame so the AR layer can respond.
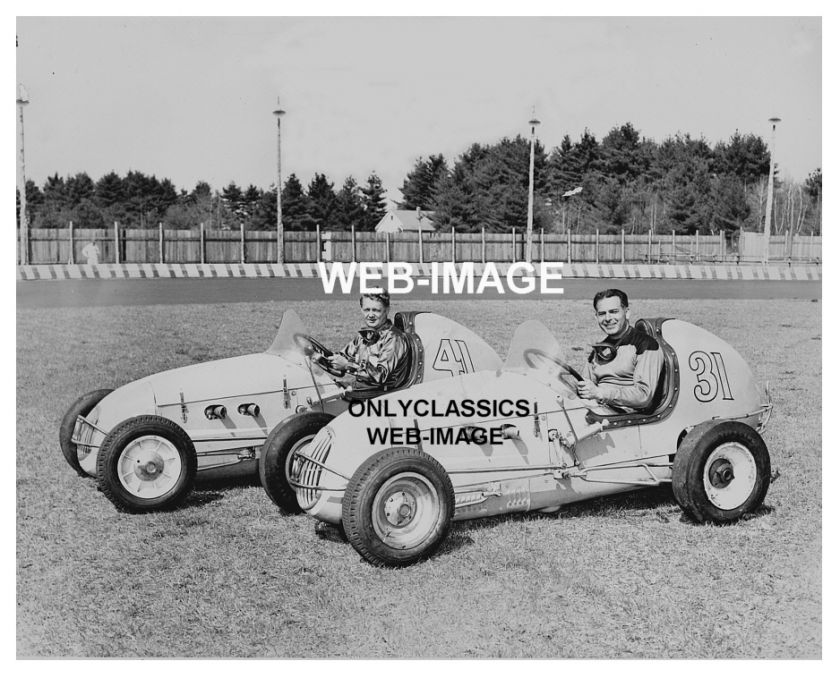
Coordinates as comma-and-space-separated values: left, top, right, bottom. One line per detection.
89, 352, 334, 432
148, 352, 326, 408
322, 369, 560, 476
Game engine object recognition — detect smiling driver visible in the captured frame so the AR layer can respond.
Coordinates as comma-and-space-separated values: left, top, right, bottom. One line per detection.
329, 291, 409, 393
576, 288, 664, 412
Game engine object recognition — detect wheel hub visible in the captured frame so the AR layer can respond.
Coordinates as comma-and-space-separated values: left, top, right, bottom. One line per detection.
134, 451, 165, 481
118, 434, 183, 499
702, 442, 758, 511
708, 459, 735, 488
371, 472, 441, 550
383, 491, 416, 527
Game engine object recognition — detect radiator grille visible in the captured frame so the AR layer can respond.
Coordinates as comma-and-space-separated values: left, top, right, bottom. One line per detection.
294, 427, 333, 510
72, 415, 97, 461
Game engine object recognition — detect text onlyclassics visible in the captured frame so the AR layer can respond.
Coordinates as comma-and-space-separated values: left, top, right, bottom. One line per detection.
349, 397, 537, 447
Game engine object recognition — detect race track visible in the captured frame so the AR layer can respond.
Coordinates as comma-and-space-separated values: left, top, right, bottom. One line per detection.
15, 277, 822, 308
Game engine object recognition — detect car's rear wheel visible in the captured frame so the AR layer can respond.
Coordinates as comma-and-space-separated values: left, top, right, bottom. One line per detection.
259, 411, 335, 513
59, 388, 113, 477
96, 415, 197, 513
342, 447, 454, 567
672, 420, 771, 524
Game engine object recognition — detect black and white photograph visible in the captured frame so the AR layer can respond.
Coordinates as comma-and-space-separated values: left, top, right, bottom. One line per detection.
14, 9, 825, 661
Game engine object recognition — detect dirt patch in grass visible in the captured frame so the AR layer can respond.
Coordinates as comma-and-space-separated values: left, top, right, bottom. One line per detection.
16, 298, 821, 657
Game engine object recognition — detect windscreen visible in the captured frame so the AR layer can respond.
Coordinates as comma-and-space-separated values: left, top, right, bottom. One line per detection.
264, 309, 329, 377
503, 320, 580, 398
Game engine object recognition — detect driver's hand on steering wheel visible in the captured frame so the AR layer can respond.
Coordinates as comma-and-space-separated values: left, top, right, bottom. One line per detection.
577, 379, 603, 401
328, 354, 354, 371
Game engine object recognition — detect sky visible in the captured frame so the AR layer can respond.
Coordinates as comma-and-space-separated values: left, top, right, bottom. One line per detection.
14, 16, 822, 205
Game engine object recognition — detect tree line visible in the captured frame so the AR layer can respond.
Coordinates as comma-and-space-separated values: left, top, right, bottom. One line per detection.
17, 121, 821, 236
401, 123, 822, 236
17, 170, 389, 232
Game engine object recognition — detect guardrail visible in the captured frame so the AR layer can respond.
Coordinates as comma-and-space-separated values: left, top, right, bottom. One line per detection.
16, 261, 822, 282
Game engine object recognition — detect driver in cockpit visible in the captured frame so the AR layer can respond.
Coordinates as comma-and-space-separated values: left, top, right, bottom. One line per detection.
576, 288, 664, 412
328, 291, 408, 392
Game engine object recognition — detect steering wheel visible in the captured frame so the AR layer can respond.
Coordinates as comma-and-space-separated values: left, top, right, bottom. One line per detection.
523, 348, 583, 392
292, 333, 345, 378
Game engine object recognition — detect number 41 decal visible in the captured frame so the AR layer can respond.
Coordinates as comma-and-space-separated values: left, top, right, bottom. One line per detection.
432, 339, 475, 376
688, 350, 734, 402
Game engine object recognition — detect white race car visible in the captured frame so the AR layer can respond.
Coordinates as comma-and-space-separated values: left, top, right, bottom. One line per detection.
286, 317, 774, 567
60, 309, 502, 513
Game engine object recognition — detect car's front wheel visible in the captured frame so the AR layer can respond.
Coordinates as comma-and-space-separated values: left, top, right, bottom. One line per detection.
96, 415, 197, 513
342, 447, 454, 567
672, 420, 771, 524
59, 388, 113, 477
259, 411, 335, 513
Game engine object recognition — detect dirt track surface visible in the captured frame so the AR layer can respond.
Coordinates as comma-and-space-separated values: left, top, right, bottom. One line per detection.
16, 277, 821, 308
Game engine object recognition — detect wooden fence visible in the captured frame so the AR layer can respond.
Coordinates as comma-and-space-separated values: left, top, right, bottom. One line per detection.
738, 231, 822, 263
21, 223, 822, 265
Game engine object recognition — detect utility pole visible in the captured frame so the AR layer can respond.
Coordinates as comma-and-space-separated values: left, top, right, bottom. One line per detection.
273, 101, 286, 264
525, 109, 540, 263
763, 117, 781, 264
17, 84, 29, 265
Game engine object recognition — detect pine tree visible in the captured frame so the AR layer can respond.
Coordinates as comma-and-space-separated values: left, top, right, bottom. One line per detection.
43, 174, 68, 210
94, 172, 124, 208
221, 181, 248, 224
26, 179, 44, 214
154, 178, 179, 219
242, 184, 262, 222
334, 177, 365, 231
65, 172, 95, 207
599, 123, 645, 183
710, 174, 751, 233
547, 130, 601, 200
712, 131, 769, 183
281, 173, 315, 231
307, 173, 338, 230
598, 177, 631, 229
190, 181, 212, 202
431, 166, 477, 231
399, 154, 448, 209
360, 173, 387, 231
250, 186, 277, 230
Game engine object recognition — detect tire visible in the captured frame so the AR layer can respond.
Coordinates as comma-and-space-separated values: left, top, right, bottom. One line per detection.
672, 420, 771, 524
259, 411, 334, 513
96, 415, 197, 513
59, 388, 113, 477
342, 447, 454, 567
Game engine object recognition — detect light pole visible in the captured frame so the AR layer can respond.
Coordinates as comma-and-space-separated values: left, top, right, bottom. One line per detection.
273, 102, 286, 264
763, 117, 781, 264
17, 84, 29, 265
525, 110, 540, 263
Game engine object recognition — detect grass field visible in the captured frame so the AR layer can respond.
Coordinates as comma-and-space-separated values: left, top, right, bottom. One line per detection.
16, 297, 821, 658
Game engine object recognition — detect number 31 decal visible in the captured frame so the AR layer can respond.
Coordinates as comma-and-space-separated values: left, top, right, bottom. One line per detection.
432, 339, 475, 376
688, 350, 733, 402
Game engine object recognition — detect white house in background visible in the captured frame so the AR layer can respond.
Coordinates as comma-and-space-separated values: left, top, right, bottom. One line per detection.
374, 208, 436, 233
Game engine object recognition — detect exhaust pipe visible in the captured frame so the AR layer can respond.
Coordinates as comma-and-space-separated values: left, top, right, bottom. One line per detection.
204, 404, 227, 420
238, 403, 260, 417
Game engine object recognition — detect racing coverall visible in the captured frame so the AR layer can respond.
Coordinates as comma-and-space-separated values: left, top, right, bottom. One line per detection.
338, 319, 408, 391
584, 325, 664, 411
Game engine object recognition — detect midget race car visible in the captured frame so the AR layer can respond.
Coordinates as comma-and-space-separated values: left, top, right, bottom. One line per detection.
285, 317, 773, 567
59, 309, 502, 513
